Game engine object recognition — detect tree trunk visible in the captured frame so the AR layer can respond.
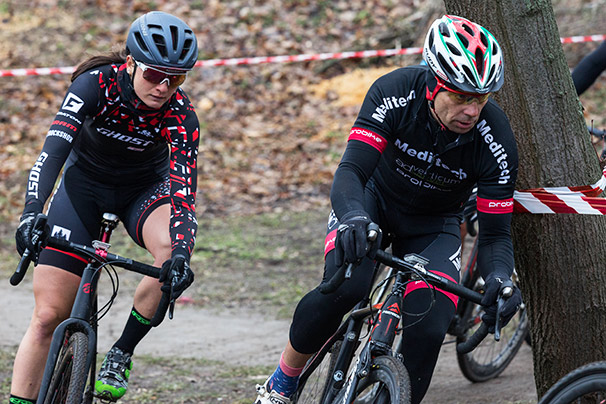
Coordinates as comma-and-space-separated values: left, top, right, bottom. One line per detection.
443, 0, 606, 397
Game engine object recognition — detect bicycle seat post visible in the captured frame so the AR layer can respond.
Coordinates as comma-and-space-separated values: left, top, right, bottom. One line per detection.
99, 213, 120, 244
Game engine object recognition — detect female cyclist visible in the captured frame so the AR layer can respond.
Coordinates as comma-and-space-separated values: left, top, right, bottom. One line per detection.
11, 11, 199, 404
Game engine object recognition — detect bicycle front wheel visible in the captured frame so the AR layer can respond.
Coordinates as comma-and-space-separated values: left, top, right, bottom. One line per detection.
44, 331, 89, 404
343, 355, 410, 404
538, 361, 606, 404
456, 271, 529, 382
293, 340, 342, 403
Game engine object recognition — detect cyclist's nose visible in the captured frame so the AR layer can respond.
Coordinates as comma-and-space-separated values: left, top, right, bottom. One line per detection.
463, 100, 481, 116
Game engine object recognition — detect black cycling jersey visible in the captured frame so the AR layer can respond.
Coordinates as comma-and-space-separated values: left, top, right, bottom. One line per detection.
23, 63, 199, 260
330, 65, 518, 279
572, 40, 606, 95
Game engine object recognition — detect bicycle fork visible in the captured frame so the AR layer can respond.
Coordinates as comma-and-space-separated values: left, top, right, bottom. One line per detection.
334, 285, 405, 403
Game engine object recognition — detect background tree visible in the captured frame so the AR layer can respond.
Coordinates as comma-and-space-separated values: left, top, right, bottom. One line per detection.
443, 0, 606, 397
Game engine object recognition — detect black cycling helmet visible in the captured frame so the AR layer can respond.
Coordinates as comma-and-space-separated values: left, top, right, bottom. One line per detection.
126, 11, 198, 70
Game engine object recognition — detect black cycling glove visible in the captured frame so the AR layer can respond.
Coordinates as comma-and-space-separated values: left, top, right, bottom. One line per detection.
334, 210, 381, 268
159, 255, 194, 299
15, 211, 49, 261
481, 271, 522, 332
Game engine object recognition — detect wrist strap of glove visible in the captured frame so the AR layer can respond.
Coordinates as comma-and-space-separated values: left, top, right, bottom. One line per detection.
340, 210, 370, 223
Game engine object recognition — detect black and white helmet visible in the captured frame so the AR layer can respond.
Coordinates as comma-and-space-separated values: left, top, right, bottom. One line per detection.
126, 11, 198, 70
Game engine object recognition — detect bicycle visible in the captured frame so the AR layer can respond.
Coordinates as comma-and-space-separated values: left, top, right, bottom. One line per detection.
535, 361, 606, 404
10, 212, 177, 404
373, 195, 530, 383
291, 224, 516, 404
588, 125, 606, 160
447, 218, 530, 383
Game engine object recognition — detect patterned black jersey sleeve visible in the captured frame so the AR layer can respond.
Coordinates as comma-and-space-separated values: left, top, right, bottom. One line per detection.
23, 66, 101, 215
159, 94, 199, 259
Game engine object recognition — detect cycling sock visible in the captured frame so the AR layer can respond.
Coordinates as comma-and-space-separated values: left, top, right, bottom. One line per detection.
113, 306, 152, 355
267, 352, 304, 397
9, 394, 36, 404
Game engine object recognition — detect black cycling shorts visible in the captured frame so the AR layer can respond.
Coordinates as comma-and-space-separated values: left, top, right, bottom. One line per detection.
38, 164, 170, 276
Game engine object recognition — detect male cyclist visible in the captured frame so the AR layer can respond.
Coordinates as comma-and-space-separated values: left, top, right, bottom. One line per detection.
254, 15, 522, 404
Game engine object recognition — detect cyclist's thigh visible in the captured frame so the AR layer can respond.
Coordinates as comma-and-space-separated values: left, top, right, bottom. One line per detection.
140, 204, 171, 262
121, 176, 170, 257
31, 264, 81, 329
392, 215, 462, 320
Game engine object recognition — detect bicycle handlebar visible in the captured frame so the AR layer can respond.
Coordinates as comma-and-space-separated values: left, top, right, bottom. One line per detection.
589, 125, 606, 139
318, 222, 517, 354
11, 222, 171, 327
10, 214, 48, 286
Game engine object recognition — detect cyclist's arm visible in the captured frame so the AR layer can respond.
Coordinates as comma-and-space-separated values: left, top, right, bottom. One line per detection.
330, 74, 399, 219
23, 72, 98, 215
572, 41, 606, 96
475, 108, 519, 280
331, 135, 383, 218
162, 95, 200, 260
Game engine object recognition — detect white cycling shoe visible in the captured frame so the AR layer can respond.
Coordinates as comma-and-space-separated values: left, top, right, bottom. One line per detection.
254, 379, 292, 404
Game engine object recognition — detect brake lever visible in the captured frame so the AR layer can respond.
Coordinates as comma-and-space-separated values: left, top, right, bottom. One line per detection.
167, 270, 181, 320
344, 224, 380, 280
494, 283, 514, 341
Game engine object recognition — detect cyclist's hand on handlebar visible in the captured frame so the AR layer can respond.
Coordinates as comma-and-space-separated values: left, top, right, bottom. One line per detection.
334, 211, 382, 268
159, 255, 194, 299
481, 271, 522, 332
15, 212, 49, 258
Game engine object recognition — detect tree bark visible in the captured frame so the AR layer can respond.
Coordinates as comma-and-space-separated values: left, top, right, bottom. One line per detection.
443, 0, 606, 397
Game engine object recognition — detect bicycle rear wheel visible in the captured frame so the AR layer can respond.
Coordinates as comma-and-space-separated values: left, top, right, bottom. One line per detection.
43, 331, 89, 404
340, 355, 410, 404
538, 361, 606, 404
456, 270, 529, 382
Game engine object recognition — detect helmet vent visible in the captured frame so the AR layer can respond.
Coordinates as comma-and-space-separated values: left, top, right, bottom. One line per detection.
475, 48, 485, 75
462, 65, 474, 81
480, 32, 489, 47
181, 38, 194, 61
134, 33, 149, 53
455, 32, 469, 48
487, 65, 495, 82
439, 22, 450, 37
461, 22, 474, 36
170, 25, 179, 51
447, 42, 462, 56
428, 30, 435, 48
438, 53, 455, 76
152, 33, 168, 58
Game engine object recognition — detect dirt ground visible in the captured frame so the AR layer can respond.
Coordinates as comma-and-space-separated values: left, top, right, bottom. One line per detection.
1, 240, 538, 404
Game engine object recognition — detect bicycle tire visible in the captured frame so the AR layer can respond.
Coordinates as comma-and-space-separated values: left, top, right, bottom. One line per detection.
43, 331, 89, 404
337, 355, 411, 404
293, 339, 342, 403
456, 270, 529, 383
538, 361, 606, 404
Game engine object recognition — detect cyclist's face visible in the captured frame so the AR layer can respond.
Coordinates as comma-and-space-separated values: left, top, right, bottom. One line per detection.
432, 90, 490, 134
127, 56, 179, 109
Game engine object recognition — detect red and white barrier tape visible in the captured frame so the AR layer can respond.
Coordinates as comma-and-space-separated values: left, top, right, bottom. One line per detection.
1, 34, 605, 78
514, 167, 606, 214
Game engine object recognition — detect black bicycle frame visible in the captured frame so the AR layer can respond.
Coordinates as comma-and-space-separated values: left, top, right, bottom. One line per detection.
37, 215, 118, 404
305, 251, 485, 404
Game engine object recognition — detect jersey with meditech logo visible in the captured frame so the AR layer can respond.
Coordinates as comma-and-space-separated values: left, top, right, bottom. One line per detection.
329, 64, 518, 279
331, 64, 518, 218
24, 63, 199, 259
